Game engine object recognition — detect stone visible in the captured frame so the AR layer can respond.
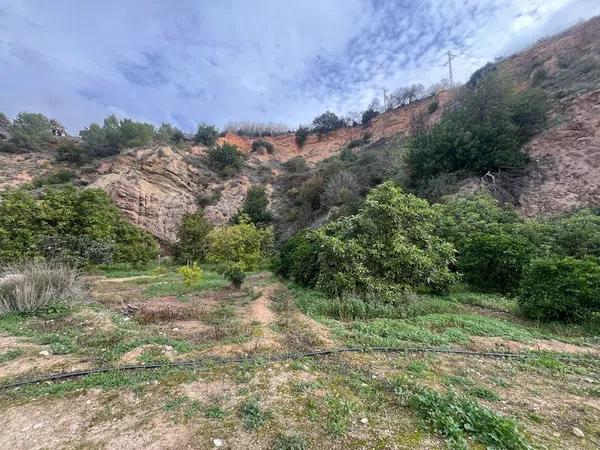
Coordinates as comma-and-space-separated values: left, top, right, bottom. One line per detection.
572, 427, 585, 438
39, 350, 50, 356
213, 438, 224, 447
360, 417, 369, 425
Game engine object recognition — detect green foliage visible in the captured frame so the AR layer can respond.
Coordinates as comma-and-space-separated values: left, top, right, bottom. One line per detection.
545, 208, 600, 258
55, 141, 89, 164
173, 211, 213, 263
233, 185, 273, 227
519, 257, 600, 322
0, 112, 53, 153
38, 234, 114, 267
281, 182, 456, 299
31, 169, 76, 188
272, 434, 307, 450
79, 114, 157, 157
295, 126, 309, 147
459, 229, 537, 294
223, 263, 246, 288
284, 156, 307, 172
251, 139, 274, 154
177, 263, 203, 287
205, 142, 245, 176
206, 222, 271, 271
406, 72, 546, 189
194, 123, 219, 146
0, 187, 158, 265
427, 100, 439, 114
340, 147, 357, 161
240, 397, 270, 430
157, 122, 185, 145
396, 381, 530, 450
361, 108, 379, 125
275, 231, 320, 286
312, 111, 345, 133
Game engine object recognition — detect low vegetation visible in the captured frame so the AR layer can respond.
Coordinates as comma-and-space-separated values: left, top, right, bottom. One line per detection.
205, 142, 246, 176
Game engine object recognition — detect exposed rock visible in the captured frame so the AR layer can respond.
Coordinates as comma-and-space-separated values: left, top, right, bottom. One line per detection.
571, 426, 585, 438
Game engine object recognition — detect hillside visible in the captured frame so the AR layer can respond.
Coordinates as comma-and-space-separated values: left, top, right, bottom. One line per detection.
0, 18, 599, 243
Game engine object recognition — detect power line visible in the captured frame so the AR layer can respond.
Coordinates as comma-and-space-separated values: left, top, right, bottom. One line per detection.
443, 50, 457, 84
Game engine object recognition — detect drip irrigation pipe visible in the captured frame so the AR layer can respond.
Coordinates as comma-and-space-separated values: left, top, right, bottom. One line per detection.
1, 346, 597, 390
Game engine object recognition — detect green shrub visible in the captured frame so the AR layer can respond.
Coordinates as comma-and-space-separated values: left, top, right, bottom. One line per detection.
251, 139, 274, 154
406, 72, 545, 187
206, 222, 271, 271
195, 123, 219, 146
157, 123, 185, 145
427, 100, 439, 114
55, 141, 89, 163
205, 142, 245, 176
531, 67, 548, 84
31, 169, 76, 188
0, 262, 85, 314
282, 182, 456, 298
38, 234, 114, 267
223, 263, 246, 288
173, 211, 213, 263
546, 209, 600, 258
0, 112, 53, 153
519, 257, 600, 322
284, 156, 307, 172
340, 147, 357, 161
275, 231, 320, 286
361, 108, 378, 125
272, 434, 307, 450
312, 111, 345, 133
0, 187, 158, 265
295, 127, 309, 147
459, 229, 537, 294
177, 263, 203, 287
232, 185, 273, 227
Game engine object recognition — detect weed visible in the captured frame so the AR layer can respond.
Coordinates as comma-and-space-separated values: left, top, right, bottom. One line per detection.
394, 379, 530, 450
325, 394, 355, 437
272, 433, 308, 450
527, 355, 567, 373
206, 403, 226, 419
468, 386, 500, 402
240, 397, 270, 430
0, 348, 24, 363
407, 360, 429, 377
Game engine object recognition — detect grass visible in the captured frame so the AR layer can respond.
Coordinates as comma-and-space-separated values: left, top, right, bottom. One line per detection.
0, 348, 24, 363
240, 397, 270, 430
272, 433, 308, 450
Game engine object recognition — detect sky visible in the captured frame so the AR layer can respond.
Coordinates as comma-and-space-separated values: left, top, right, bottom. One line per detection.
1, 0, 599, 134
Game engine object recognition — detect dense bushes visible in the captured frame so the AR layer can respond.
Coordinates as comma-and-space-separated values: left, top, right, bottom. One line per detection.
361, 108, 379, 125
295, 127, 309, 147
312, 111, 345, 133
79, 115, 157, 157
0, 187, 158, 266
206, 221, 273, 272
251, 139, 274, 154
173, 211, 213, 263
519, 257, 600, 322
205, 143, 245, 176
232, 186, 273, 227
279, 182, 456, 299
0, 112, 54, 153
195, 123, 219, 146
406, 72, 546, 191
0, 262, 85, 313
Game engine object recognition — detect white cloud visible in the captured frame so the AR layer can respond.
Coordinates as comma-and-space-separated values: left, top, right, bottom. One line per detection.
0, 0, 597, 133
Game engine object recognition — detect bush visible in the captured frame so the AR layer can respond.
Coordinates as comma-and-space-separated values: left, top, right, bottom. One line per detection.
223, 263, 246, 288
177, 263, 203, 287
406, 72, 546, 187
427, 100, 439, 114
0, 112, 53, 153
38, 234, 114, 267
284, 156, 307, 172
31, 169, 76, 188
0, 262, 85, 314
206, 143, 245, 176
312, 111, 345, 133
295, 127, 309, 147
79, 115, 157, 157
195, 123, 219, 146
0, 187, 158, 266
55, 141, 89, 164
275, 231, 320, 287
206, 222, 272, 271
361, 108, 379, 125
251, 139, 274, 154
519, 257, 600, 322
281, 182, 456, 298
340, 147, 357, 162
157, 123, 185, 145
459, 229, 537, 294
545, 208, 600, 258
233, 186, 272, 227
173, 211, 213, 263
320, 171, 361, 217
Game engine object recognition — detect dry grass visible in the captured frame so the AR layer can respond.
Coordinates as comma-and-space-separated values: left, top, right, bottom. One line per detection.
0, 262, 86, 313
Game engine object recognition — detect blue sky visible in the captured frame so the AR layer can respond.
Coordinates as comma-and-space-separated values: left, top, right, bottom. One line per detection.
1, 0, 599, 133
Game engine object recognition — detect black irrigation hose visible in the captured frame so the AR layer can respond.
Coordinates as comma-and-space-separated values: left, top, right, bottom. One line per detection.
1, 346, 598, 391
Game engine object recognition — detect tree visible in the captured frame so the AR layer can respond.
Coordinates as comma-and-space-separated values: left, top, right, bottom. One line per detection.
206, 222, 271, 271
195, 123, 219, 146
157, 123, 185, 145
295, 127, 309, 147
0, 112, 53, 152
206, 143, 245, 176
312, 111, 345, 133
233, 186, 273, 227
361, 108, 379, 126
173, 211, 213, 263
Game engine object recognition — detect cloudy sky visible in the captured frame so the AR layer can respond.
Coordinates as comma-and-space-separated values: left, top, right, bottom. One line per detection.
1, 0, 599, 133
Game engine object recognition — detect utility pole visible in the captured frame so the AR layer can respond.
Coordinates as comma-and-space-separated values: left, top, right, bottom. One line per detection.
382, 87, 387, 111
443, 50, 457, 84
